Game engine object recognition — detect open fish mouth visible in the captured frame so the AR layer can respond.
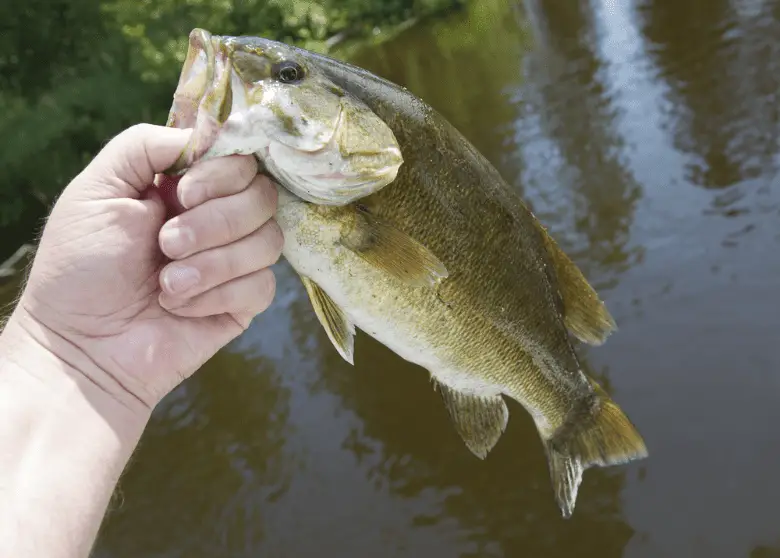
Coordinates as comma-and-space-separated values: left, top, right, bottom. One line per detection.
164, 28, 236, 173
163, 28, 404, 206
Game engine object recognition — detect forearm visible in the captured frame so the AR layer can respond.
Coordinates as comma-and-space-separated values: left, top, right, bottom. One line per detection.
0, 316, 150, 558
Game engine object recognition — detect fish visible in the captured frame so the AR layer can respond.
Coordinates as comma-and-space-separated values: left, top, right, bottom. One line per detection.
164, 28, 648, 518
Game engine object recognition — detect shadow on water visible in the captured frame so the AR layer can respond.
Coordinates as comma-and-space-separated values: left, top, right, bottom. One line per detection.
312, 337, 635, 557
93, 342, 294, 557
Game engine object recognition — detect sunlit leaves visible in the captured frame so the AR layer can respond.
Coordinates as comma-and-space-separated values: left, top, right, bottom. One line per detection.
0, 0, 462, 227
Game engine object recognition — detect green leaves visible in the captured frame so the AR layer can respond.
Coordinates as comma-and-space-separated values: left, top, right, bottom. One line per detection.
0, 0, 463, 227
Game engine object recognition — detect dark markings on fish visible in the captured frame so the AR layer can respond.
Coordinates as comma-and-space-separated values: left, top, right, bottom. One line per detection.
301, 276, 355, 364
231, 50, 272, 82
270, 103, 301, 137
433, 379, 509, 459
218, 78, 233, 124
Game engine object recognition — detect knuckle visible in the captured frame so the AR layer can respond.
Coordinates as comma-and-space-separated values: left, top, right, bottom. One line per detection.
218, 279, 238, 309
212, 203, 238, 243
199, 247, 232, 284
261, 219, 285, 260
256, 270, 277, 312
235, 155, 259, 186
251, 175, 278, 214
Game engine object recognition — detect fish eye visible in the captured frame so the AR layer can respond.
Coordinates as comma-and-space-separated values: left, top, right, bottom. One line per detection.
273, 61, 304, 84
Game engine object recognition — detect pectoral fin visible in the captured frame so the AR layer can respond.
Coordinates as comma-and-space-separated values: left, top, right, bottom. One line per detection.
341, 205, 448, 287
433, 380, 509, 459
537, 226, 617, 345
301, 276, 356, 365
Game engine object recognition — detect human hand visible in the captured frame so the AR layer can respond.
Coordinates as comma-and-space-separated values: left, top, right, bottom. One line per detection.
7, 123, 282, 411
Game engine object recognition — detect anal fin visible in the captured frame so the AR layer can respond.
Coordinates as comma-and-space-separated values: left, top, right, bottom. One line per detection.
433, 380, 509, 459
301, 276, 356, 365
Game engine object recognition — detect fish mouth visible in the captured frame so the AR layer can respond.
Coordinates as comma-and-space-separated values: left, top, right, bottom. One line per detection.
164, 28, 234, 174
264, 151, 402, 205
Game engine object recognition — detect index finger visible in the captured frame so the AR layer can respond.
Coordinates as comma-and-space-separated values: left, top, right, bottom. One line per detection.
83, 124, 193, 199
175, 154, 259, 210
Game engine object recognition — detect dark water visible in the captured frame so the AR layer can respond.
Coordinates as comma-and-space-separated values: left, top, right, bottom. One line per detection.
5, 0, 780, 555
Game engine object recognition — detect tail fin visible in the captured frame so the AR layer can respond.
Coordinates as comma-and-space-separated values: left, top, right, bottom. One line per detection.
543, 383, 647, 518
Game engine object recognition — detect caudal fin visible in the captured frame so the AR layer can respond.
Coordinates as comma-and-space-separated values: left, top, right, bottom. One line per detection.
543, 383, 647, 518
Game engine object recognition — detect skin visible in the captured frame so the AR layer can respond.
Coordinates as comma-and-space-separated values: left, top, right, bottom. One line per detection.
0, 123, 283, 557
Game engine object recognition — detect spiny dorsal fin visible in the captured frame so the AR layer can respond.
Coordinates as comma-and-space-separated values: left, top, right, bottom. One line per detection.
537, 226, 617, 345
432, 379, 509, 459
301, 276, 356, 365
341, 205, 449, 287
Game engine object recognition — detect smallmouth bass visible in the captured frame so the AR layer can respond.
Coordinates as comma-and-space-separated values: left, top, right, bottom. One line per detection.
164, 28, 648, 517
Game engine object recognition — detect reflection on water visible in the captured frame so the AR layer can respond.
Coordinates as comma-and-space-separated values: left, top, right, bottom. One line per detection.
516, 0, 644, 286
0, 0, 776, 556
637, 0, 780, 191
93, 339, 294, 557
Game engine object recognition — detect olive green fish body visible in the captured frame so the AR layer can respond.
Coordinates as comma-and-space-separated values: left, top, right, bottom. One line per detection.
167, 29, 648, 518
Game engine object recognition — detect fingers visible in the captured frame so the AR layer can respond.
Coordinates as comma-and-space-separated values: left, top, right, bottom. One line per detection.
157, 148, 283, 319
158, 174, 277, 259
160, 268, 277, 319
85, 124, 193, 197
159, 219, 283, 300
176, 154, 258, 209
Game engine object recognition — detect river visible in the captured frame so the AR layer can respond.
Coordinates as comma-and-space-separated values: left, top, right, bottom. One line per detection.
4, 0, 780, 556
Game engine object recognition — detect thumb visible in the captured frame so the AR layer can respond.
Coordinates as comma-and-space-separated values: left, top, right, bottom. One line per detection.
82, 124, 193, 198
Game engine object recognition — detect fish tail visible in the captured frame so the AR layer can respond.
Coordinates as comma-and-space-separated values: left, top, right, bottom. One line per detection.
543, 383, 647, 518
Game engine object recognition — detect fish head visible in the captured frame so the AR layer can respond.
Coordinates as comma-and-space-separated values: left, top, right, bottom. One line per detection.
166, 28, 403, 205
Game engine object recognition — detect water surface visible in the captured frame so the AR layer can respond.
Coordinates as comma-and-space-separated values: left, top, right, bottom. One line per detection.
6, 0, 780, 556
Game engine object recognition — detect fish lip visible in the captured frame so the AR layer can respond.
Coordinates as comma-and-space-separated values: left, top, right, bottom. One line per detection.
307, 160, 402, 182
166, 29, 215, 130
286, 165, 402, 205
164, 29, 235, 174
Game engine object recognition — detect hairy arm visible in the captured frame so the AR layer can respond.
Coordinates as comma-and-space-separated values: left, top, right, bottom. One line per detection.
0, 313, 150, 558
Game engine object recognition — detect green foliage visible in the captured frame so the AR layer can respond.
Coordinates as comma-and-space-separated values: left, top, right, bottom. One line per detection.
0, 0, 464, 227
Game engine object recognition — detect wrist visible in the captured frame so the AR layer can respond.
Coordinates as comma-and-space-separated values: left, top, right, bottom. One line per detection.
1, 308, 153, 419
0, 309, 151, 454
0, 311, 151, 557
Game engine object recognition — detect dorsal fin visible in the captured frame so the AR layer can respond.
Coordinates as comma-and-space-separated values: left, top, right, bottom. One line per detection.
537, 225, 617, 345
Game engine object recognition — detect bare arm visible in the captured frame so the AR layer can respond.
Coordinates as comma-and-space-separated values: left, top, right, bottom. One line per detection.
0, 123, 281, 558
0, 315, 150, 558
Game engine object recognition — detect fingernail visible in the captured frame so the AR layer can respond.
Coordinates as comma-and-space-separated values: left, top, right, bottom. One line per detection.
162, 265, 200, 294
160, 225, 194, 257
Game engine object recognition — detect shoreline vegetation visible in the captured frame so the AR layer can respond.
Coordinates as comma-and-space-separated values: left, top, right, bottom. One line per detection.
0, 0, 467, 274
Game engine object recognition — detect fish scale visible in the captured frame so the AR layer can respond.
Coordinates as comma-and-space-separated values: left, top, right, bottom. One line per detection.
165, 27, 648, 518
